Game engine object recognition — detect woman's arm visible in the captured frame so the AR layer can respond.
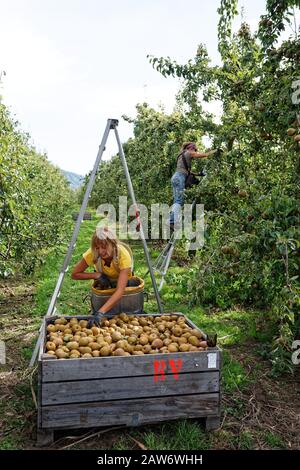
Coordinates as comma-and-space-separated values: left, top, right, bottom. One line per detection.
190, 149, 218, 159
97, 268, 130, 314
71, 258, 99, 280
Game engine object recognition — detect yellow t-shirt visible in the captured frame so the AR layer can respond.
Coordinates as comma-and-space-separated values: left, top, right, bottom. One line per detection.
83, 244, 132, 280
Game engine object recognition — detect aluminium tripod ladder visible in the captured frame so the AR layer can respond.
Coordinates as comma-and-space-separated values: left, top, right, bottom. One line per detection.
29, 118, 163, 367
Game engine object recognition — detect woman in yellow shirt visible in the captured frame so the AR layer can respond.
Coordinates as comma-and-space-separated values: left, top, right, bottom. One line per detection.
72, 226, 137, 325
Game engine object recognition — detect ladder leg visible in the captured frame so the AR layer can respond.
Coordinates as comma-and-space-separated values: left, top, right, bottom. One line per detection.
148, 236, 176, 290
161, 243, 175, 275
144, 234, 175, 276
114, 127, 163, 313
152, 240, 173, 271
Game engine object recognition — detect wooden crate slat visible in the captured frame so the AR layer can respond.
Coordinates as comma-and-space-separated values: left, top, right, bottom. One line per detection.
42, 371, 219, 405
42, 350, 220, 382
41, 393, 220, 429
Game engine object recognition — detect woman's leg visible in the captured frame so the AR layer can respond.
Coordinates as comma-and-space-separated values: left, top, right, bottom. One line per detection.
169, 172, 186, 225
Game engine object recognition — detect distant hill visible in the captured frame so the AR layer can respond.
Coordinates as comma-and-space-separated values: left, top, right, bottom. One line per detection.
61, 170, 84, 190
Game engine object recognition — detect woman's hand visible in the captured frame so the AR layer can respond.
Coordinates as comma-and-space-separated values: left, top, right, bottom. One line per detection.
88, 310, 106, 328
206, 149, 218, 156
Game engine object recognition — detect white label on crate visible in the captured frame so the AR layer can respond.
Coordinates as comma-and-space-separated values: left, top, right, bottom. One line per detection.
0, 341, 6, 364
207, 353, 217, 369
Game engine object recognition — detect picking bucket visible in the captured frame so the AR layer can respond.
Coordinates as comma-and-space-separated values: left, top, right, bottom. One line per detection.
91, 276, 145, 315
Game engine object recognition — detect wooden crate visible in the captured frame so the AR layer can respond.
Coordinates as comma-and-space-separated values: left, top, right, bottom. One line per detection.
37, 314, 221, 446
72, 212, 92, 221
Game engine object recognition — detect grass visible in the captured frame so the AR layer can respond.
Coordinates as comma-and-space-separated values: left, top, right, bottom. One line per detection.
0, 378, 36, 450
262, 431, 285, 449
0, 209, 299, 450
32, 219, 96, 317
0, 436, 22, 450
222, 351, 252, 393
113, 420, 211, 451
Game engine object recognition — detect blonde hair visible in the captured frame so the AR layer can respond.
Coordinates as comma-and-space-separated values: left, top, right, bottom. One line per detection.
91, 227, 118, 265
91, 226, 133, 272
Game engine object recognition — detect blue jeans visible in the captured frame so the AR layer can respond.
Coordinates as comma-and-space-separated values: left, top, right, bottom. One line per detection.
169, 172, 186, 225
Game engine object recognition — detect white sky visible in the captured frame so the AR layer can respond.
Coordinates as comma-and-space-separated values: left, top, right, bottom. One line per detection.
0, 0, 298, 175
